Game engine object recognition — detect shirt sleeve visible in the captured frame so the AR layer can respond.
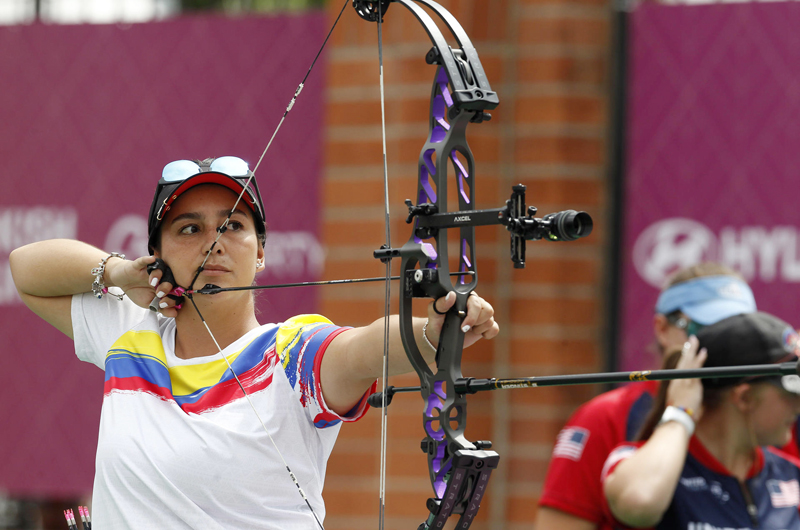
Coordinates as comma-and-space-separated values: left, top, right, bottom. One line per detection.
276, 314, 376, 429
599, 443, 641, 530
538, 399, 626, 523
71, 291, 153, 370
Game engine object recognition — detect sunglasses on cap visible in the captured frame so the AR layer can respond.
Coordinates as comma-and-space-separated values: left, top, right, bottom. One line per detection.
161, 156, 251, 184
147, 156, 267, 253
666, 312, 705, 337
155, 156, 264, 219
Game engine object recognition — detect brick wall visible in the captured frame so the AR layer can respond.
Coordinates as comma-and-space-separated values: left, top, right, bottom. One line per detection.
320, 0, 611, 528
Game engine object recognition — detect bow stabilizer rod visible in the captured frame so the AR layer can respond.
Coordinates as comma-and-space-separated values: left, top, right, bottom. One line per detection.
368, 361, 800, 407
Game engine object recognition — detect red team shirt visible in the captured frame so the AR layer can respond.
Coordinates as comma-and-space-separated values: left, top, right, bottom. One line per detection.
539, 381, 659, 526
539, 380, 800, 528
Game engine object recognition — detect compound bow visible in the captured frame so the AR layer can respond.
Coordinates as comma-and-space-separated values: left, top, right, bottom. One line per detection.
350, 1, 592, 528
174, 1, 593, 528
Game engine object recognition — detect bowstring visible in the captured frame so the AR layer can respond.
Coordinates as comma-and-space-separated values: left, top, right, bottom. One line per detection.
182, 1, 352, 528
376, 3, 392, 529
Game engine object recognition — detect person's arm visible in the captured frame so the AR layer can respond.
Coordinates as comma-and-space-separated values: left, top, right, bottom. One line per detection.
603, 422, 691, 527
603, 337, 706, 528
319, 291, 498, 415
534, 507, 599, 530
10, 239, 162, 337
536, 386, 648, 527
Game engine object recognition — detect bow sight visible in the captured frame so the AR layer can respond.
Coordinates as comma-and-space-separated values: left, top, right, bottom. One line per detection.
402, 183, 594, 269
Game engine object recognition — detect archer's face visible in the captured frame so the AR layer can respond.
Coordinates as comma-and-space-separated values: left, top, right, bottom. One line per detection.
654, 313, 690, 352
155, 184, 265, 290
750, 382, 800, 447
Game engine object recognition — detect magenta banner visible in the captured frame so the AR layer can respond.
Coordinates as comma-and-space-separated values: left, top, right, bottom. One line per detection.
619, 2, 800, 372
0, 13, 326, 496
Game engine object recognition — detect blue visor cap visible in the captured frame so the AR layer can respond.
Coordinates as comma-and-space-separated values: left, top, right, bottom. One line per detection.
655, 275, 756, 325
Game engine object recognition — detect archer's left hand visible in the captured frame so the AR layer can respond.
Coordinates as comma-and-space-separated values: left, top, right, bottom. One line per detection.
427, 291, 499, 349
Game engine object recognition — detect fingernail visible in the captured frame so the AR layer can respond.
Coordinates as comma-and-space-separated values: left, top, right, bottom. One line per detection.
159, 301, 168, 309
447, 292, 455, 302
156, 291, 165, 298
462, 325, 471, 333
150, 278, 159, 287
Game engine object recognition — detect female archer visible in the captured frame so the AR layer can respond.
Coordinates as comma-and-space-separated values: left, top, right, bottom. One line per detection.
603, 312, 800, 529
9, 156, 499, 529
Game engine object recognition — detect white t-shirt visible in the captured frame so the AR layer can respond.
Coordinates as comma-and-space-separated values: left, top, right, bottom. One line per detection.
71, 293, 372, 529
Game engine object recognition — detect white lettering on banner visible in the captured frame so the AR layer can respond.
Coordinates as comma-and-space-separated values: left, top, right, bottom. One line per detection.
632, 218, 716, 287
104, 215, 149, 259
719, 226, 797, 282
0, 209, 325, 306
263, 231, 325, 278
781, 233, 800, 281
102, 216, 326, 281
104, 216, 326, 279
633, 218, 800, 287
0, 261, 20, 304
0, 207, 78, 254
0, 207, 79, 306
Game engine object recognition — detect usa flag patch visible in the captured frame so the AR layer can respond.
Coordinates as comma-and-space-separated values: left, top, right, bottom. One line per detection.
552, 427, 590, 461
768, 479, 800, 508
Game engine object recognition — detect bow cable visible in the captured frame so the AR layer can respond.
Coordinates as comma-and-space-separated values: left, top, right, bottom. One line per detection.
178, 2, 352, 528
186, 296, 326, 530
189, 0, 350, 286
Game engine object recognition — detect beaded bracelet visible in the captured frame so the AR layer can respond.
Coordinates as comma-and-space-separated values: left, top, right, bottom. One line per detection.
91, 252, 125, 300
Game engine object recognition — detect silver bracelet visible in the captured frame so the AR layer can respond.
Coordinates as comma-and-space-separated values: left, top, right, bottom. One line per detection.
422, 319, 437, 353
91, 252, 125, 300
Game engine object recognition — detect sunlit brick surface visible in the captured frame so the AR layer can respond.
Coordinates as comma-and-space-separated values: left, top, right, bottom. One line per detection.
320, 1, 610, 528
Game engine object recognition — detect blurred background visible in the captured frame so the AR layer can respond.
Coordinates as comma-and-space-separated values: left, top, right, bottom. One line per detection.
1, 0, 799, 528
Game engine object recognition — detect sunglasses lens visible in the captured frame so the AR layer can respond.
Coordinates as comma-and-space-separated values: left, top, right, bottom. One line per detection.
210, 156, 250, 177
686, 321, 704, 336
162, 160, 201, 182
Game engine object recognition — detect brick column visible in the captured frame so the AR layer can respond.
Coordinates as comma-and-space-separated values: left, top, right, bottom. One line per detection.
320, 0, 610, 527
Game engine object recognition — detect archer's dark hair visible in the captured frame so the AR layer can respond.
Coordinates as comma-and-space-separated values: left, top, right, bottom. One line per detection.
635, 348, 728, 441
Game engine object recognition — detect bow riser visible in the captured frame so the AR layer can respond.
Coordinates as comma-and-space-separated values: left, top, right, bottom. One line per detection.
357, 1, 589, 527
391, 2, 500, 525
